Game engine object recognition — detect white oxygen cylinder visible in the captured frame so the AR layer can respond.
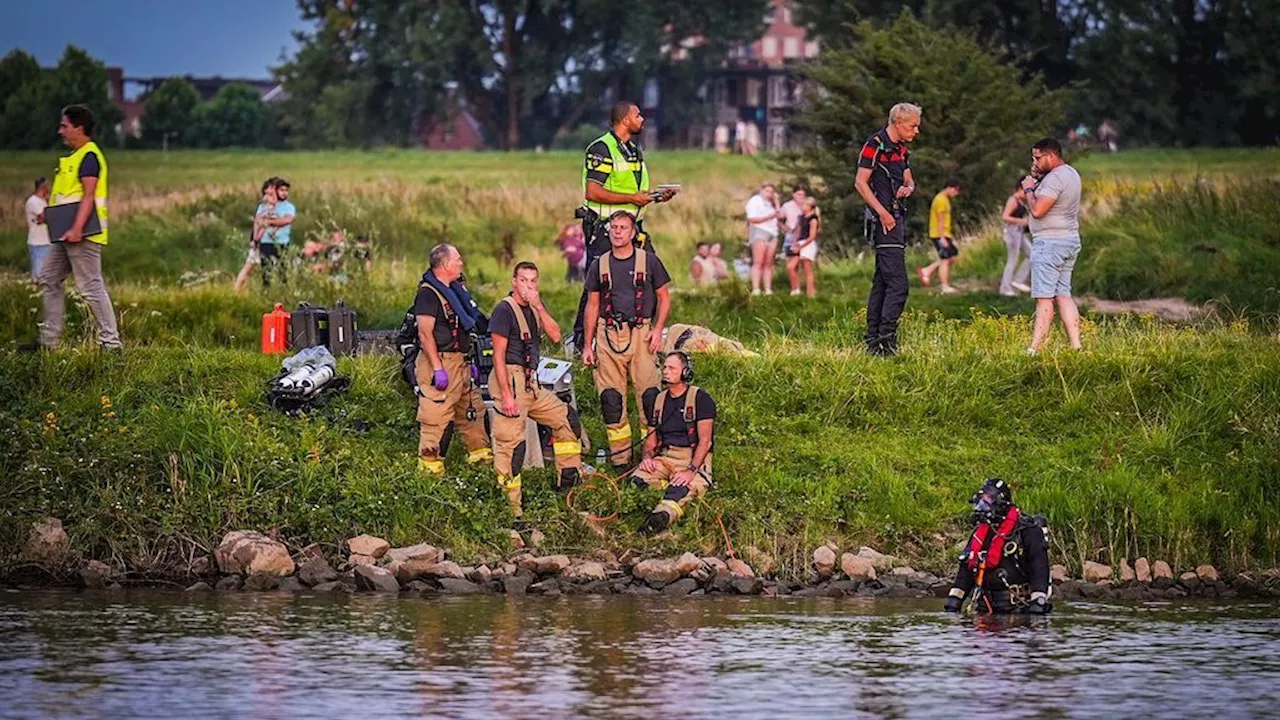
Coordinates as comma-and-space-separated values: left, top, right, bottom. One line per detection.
300, 365, 334, 394
279, 364, 314, 389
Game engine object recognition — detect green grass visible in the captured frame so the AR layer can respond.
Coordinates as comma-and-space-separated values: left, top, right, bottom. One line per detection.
2, 148, 1279, 578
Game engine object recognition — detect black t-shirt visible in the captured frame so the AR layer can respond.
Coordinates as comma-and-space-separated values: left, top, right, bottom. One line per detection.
489, 297, 541, 368
79, 151, 100, 179
585, 132, 644, 188
584, 249, 670, 322
413, 284, 470, 354
642, 386, 717, 448
857, 129, 910, 210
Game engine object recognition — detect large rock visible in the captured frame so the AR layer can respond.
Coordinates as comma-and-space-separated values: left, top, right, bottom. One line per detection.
1196, 565, 1219, 582
856, 546, 894, 571
215, 575, 242, 591
841, 553, 877, 582
24, 517, 70, 566
1152, 560, 1174, 581
726, 559, 754, 578
663, 578, 699, 597
813, 546, 838, 578
80, 559, 113, 589
397, 559, 465, 582
502, 574, 534, 595
348, 554, 377, 568
675, 552, 704, 577
297, 556, 338, 586
534, 555, 572, 575
439, 578, 484, 595
385, 543, 439, 564
1179, 571, 1202, 592
214, 531, 296, 577
1082, 561, 1113, 583
244, 572, 280, 591
1135, 557, 1152, 583
701, 557, 728, 574
347, 534, 390, 559
1050, 564, 1069, 583
355, 565, 400, 592
562, 561, 608, 582
1119, 558, 1136, 583
633, 559, 681, 587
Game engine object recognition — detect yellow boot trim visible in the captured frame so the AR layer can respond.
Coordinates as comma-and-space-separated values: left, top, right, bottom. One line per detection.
553, 440, 583, 457
418, 458, 445, 475
658, 499, 684, 519
606, 424, 633, 444
467, 447, 494, 463
497, 473, 523, 491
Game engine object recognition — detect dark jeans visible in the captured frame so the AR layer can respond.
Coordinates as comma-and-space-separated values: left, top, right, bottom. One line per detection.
260, 242, 285, 287
865, 223, 908, 348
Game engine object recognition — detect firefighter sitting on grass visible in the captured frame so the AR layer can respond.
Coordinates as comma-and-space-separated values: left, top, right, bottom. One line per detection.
633, 351, 716, 536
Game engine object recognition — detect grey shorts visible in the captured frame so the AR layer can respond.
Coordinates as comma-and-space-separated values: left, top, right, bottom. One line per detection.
748, 226, 778, 247
1030, 238, 1081, 298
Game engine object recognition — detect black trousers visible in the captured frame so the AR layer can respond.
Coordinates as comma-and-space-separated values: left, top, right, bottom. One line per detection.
865, 223, 908, 347
260, 242, 285, 287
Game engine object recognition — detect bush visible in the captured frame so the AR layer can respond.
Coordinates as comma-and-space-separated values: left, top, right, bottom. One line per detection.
781, 11, 1069, 252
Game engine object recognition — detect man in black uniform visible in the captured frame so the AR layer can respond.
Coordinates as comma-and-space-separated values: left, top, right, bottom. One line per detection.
854, 102, 921, 356
944, 478, 1053, 615
634, 352, 716, 536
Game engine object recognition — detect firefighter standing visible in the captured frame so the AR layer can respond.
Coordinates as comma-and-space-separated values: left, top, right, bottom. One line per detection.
633, 352, 717, 536
944, 478, 1053, 615
582, 211, 672, 471
489, 262, 584, 521
571, 100, 678, 351
412, 244, 492, 474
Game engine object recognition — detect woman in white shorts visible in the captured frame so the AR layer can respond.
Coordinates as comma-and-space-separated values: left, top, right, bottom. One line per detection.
787, 196, 820, 297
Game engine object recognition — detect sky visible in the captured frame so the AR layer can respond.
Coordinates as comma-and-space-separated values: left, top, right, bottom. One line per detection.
2, 0, 309, 94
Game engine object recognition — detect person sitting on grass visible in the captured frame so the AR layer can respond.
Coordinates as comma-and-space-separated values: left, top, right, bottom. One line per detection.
918, 177, 962, 294
708, 242, 731, 282
634, 352, 716, 537
233, 177, 277, 293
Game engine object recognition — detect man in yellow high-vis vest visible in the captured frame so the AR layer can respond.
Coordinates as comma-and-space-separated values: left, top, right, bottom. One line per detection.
570, 101, 678, 353
37, 104, 121, 350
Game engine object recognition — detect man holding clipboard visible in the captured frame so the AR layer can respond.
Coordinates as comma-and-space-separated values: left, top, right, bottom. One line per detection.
36, 104, 121, 350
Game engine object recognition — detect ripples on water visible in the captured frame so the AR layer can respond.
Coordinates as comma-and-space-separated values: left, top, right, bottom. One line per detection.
0, 590, 1277, 719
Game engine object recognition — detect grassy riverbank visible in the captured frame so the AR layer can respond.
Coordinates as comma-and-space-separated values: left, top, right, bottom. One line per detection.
1, 148, 1279, 578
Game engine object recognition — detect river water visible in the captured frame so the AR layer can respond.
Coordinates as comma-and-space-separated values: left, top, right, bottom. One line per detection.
1, 590, 1277, 719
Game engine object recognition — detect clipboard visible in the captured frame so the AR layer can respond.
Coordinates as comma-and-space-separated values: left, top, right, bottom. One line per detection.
46, 201, 103, 242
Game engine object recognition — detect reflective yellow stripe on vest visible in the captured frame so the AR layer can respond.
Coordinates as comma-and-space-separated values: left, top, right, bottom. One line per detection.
582, 132, 650, 219
50, 140, 109, 246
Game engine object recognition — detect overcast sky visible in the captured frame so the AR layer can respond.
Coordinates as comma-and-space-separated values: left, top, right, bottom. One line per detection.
2, 0, 308, 86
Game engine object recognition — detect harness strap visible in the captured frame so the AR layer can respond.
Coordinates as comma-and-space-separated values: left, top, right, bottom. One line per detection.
652, 386, 702, 447
422, 283, 460, 351
502, 296, 538, 392
966, 507, 1022, 571
600, 250, 649, 329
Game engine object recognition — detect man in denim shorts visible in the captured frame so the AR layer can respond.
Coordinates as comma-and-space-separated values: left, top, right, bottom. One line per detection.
1022, 138, 1082, 354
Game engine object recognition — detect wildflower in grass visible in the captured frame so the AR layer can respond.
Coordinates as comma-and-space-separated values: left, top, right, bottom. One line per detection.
101, 395, 112, 409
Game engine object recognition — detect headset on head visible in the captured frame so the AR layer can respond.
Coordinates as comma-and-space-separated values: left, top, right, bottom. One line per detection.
667, 350, 694, 384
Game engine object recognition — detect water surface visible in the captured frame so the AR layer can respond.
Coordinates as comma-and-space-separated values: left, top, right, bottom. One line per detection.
1, 590, 1277, 719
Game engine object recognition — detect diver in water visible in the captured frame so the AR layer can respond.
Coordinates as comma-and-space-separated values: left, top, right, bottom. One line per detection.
944, 478, 1052, 615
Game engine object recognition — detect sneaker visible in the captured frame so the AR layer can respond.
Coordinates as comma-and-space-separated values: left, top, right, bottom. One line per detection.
751, 289, 762, 297
917, 267, 931, 287
1011, 281, 1031, 293
790, 289, 801, 296
1025, 347, 1037, 356
940, 285, 960, 295
1000, 289, 1018, 297
637, 512, 670, 537
764, 289, 774, 296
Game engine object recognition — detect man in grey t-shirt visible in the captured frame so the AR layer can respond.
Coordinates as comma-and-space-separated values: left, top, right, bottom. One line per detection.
1021, 138, 1083, 354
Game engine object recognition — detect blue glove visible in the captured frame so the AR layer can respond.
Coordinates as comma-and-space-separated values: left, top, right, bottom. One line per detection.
470, 364, 481, 384
432, 368, 449, 390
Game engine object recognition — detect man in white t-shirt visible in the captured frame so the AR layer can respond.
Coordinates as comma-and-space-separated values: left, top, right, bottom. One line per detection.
745, 183, 783, 295
24, 178, 51, 280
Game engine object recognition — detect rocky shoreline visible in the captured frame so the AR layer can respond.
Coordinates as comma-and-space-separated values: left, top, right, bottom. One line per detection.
9, 520, 1280, 602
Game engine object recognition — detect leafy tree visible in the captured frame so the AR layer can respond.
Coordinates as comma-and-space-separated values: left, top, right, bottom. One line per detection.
186, 83, 270, 148
0, 46, 122, 149
0, 50, 50, 149
141, 78, 201, 147
275, 0, 767, 149
780, 11, 1068, 251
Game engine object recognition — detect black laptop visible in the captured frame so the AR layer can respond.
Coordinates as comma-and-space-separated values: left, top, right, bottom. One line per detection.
45, 201, 103, 242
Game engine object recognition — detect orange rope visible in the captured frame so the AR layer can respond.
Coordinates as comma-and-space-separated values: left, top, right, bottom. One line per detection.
565, 466, 632, 523
717, 513, 737, 561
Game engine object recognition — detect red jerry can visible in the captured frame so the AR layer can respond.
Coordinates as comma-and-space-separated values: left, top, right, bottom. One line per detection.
262, 303, 291, 354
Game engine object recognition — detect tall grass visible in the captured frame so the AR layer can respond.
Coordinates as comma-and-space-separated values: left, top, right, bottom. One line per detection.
2, 148, 1279, 577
